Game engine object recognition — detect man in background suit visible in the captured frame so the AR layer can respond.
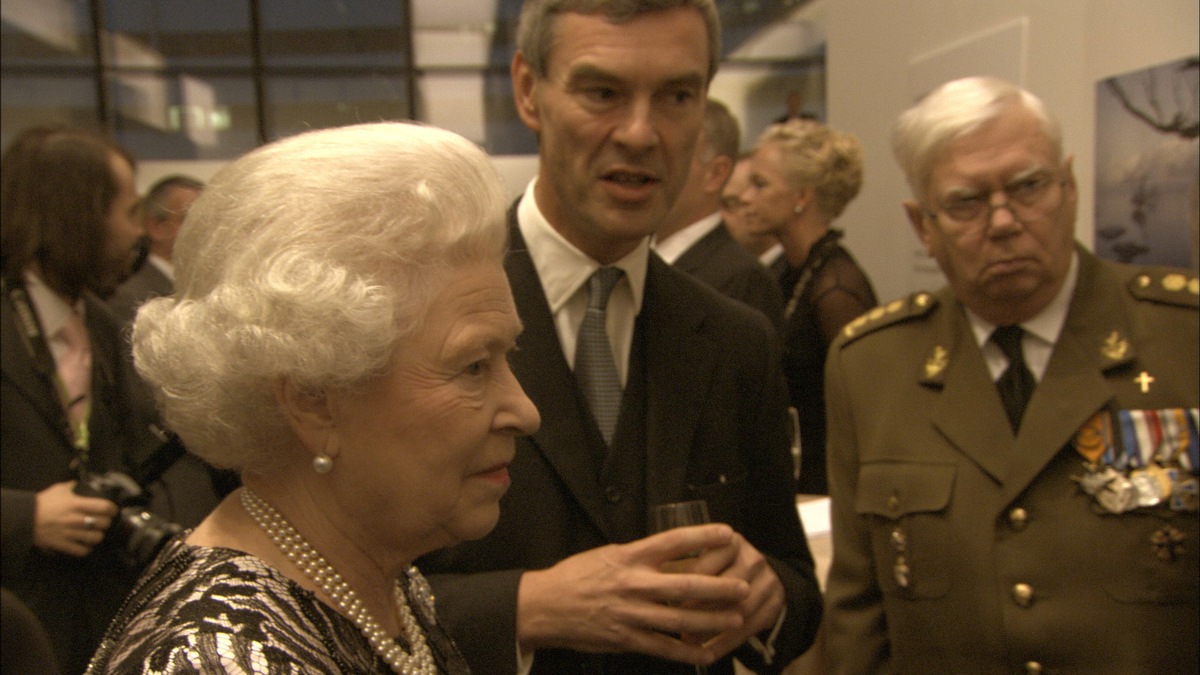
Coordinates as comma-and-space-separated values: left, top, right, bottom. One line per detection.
824, 76, 1198, 673
654, 99, 784, 328
419, 2, 821, 674
107, 174, 202, 330
1, 126, 154, 674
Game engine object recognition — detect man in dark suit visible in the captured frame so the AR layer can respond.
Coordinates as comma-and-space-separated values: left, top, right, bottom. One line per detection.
418, 2, 821, 674
824, 76, 1198, 673
1, 126, 157, 674
107, 174, 203, 330
655, 98, 784, 328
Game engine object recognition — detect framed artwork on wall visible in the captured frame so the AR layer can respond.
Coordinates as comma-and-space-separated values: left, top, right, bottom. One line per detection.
1094, 56, 1199, 271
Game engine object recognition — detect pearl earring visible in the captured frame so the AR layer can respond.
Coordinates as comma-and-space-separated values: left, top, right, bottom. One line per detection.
794, 204, 806, 215
312, 452, 334, 474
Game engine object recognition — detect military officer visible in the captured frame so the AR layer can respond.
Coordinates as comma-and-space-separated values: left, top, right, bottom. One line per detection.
824, 75, 1198, 674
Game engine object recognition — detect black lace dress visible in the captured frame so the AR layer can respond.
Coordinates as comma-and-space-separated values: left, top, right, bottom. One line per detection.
780, 229, 877, 495
86, 538, 471, 674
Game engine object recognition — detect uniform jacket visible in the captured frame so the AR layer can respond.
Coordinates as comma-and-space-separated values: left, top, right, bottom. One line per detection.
673, 222, 785, 330
420, 221, 822, 675
824, 247, 1199, 674
1, 286, 152, 674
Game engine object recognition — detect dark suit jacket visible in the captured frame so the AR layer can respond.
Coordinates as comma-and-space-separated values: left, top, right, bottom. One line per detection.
824, 248, 1199, 674
1, 288, 153, 674
107, 260, 172, 331
420, 222, 821, 674
673, 222, 785, 329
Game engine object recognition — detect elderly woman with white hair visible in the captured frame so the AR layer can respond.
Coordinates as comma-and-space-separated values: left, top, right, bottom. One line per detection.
85, 122, 541, 674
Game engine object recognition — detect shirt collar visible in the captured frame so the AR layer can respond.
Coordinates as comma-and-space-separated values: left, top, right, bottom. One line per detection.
651, 211, 722, 264
146, 253, 174, 281
967, 250, 1079, 347
517, 178, 648, 316
23, 270, 80, 338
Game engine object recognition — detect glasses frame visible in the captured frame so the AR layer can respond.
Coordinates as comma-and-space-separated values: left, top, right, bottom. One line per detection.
925, 168, 1068, 228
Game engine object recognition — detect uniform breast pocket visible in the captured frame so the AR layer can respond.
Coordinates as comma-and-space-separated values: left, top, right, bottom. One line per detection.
855, 461, 956, 600
1100, 509, 1200, 605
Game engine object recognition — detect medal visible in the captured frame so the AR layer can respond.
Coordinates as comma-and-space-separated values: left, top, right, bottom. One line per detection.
1095, 468, 1135, 513
1129, 467, 1167, 507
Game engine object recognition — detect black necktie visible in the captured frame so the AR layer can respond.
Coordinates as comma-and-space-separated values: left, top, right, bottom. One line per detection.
991, 325, 1035, 432
575, 267, 624, 445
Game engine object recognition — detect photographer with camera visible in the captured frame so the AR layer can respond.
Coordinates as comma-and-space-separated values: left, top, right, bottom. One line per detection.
1, 126, 177, 674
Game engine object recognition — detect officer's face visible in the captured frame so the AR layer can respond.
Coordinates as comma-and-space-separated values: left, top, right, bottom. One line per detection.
904, 106, 1078, 326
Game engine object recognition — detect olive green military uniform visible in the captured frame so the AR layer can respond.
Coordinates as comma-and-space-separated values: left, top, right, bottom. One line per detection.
824, 247, 1198, 674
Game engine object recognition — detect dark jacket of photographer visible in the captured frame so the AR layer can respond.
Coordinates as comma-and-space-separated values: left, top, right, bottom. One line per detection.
1, 288, 154, 675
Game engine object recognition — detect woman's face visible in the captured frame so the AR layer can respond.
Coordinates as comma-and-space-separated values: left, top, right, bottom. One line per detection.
742, 142, 804, 237
330, 259, 540, 558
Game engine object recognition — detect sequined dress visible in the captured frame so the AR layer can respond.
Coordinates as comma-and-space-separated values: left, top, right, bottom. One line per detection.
86, 539, 471, 674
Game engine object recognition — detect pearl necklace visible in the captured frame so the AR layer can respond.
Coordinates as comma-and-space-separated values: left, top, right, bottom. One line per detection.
240, 489, 436, 674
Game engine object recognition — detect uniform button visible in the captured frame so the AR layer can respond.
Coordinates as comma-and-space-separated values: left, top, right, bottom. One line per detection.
1008, 507, 1029, 530
1012, 583, 1034, 607
1025, 661, 1043, 674
886, 495, 900, 512
604, 486, 622, 503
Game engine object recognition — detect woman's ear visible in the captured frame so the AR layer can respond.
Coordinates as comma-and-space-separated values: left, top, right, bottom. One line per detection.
273, 377, 338, 460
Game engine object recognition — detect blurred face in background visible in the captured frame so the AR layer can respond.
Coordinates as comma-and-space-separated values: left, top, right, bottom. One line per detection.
743, 141, 805, 239
100, 152, 144, 293
723, 156, 776, 256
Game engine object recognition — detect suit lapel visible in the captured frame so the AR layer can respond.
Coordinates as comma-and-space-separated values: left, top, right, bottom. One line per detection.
505, 226, 616, 539
927, 295, 1013, 483
1, 292, 75, 449
642, 257, 717, 508
1000, 251, 1135, 502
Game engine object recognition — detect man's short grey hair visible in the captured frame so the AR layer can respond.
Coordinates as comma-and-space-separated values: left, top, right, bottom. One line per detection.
142, 174, 204, 221
132, 122, 508, 473
516, 0, 721, 83
892, 76, 1062, 200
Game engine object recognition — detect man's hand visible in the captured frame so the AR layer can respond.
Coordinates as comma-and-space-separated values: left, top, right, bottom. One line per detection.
691, 529, 786, 660
516, 523, 750, 666
33, 481, 117, 557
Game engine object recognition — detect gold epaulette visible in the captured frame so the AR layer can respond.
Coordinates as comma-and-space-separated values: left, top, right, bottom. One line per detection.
838, 291, 939, 346
1128, 270, 1199, 309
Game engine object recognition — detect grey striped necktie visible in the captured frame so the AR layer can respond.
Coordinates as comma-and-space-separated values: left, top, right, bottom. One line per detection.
575, 267, 624, 445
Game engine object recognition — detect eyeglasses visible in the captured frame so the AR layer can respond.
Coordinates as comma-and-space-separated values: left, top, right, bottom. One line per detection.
927, 170, 1065, 225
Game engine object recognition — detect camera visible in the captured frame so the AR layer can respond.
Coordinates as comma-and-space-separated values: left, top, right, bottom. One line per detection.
74, 471, 183, 570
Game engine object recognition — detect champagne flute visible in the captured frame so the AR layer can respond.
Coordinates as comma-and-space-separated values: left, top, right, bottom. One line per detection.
651, 499, 711, 674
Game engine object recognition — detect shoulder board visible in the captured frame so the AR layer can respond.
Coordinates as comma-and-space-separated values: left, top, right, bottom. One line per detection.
838, 291, 939, 346
1128, 269, 1198, 309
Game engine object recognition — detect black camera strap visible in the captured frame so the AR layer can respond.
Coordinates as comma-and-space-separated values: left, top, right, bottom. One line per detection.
3, 276, 93, 478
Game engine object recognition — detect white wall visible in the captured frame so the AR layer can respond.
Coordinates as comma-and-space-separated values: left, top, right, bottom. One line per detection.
825, 0, 1199, 303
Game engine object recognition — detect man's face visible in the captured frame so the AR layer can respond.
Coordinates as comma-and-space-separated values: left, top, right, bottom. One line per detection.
904, 107, 1078, 326
512, 7, 710, 264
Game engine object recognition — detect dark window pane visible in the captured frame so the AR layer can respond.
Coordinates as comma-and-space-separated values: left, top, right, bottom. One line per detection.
1, 74, 99, 149
108, 73, 257, 160
259, 0, 407, 69
104, 0, 252, 69
1, 0, 95, 67
263, 74, 409, 141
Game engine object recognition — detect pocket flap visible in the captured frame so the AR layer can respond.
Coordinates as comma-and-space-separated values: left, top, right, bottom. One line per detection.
855, 462, 955, 518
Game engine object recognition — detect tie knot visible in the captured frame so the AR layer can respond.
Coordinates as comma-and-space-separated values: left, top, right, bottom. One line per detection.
587, 267, 624, 310
991, 325, 1025, 362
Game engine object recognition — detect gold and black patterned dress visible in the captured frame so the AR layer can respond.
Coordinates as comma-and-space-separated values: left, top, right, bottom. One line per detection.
86, 539, 471, 674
